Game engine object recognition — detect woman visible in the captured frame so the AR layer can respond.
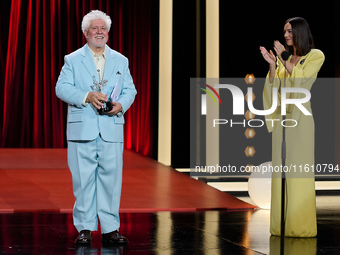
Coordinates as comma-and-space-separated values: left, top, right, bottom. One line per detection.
260, 17, 325, 237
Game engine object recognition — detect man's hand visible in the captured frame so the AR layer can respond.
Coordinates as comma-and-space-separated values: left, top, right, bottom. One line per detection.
86, 92, 107, 109
107, 102, 122, 116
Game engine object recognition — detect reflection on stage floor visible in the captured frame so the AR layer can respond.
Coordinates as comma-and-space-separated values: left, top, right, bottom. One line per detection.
0, 195, 339, 255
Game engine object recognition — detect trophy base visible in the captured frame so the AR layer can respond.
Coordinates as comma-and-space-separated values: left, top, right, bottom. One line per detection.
98, 101, 113, 115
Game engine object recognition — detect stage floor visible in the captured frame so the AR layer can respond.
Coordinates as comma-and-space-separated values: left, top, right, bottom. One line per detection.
0, 200, 339, 254
0, 149, 255, 212
1, 149, 339, 254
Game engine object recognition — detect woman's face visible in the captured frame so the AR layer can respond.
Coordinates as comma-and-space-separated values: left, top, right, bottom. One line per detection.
284, 22, 293, 46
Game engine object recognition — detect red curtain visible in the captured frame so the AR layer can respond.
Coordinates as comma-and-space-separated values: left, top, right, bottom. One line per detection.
0, 0, 153, 157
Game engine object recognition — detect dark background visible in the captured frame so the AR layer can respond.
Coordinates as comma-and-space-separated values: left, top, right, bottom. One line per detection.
171, 0, 336, 168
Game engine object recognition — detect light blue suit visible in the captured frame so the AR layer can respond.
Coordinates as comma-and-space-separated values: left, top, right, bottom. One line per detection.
56, 44, 137, 233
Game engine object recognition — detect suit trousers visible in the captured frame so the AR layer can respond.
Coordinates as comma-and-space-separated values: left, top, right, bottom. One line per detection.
68, 135, 123, 234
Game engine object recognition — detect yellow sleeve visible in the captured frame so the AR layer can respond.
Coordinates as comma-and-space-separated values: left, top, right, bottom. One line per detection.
263, 58, 282, 133
289, 49, 325, 87
263, 49, 325, 133
288, 49, 325, 125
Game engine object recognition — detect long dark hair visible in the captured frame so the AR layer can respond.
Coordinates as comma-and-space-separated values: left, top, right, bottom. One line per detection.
285, 17, 314, 56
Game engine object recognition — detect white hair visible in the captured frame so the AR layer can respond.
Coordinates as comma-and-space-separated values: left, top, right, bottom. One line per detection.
81, 10, 112, 34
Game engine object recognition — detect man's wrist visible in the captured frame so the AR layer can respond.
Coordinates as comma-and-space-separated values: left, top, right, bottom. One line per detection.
117, 105, 124, 117
82, 92, 90, 106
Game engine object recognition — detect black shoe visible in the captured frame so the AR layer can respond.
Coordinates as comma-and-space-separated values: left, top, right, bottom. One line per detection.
75, 230, 92, 244
102, 230, 128, 245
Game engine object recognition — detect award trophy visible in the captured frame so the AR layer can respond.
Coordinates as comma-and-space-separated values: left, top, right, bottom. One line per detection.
91, 76, 113, 115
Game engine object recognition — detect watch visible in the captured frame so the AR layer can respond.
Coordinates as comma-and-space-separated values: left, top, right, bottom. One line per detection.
116, 108, 124, 117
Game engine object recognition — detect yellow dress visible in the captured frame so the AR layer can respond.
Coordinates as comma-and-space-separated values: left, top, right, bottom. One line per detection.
263, 49, 325, 237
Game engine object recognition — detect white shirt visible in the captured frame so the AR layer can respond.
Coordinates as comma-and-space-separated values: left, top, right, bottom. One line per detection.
82, 45, 107, 106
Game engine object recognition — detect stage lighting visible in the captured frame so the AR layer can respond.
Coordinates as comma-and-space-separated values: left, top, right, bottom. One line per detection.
245, 91, 256, 102
245, 110, 256, 120
245, 128, 256, 139
244, 74, 256, 84
245, 146, 256, 157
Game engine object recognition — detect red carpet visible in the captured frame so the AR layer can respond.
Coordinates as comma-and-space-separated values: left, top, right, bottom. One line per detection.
0, 149, 256, 212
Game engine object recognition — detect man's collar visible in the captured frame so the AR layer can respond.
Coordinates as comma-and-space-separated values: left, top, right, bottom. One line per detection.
88, 44, 107, 59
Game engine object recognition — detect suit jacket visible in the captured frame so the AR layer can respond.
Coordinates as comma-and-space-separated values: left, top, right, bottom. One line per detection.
56, 44, 137, 142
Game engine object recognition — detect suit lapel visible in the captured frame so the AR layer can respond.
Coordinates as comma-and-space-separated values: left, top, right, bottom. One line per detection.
81, 44, 98, 82
103, 45, 117, 81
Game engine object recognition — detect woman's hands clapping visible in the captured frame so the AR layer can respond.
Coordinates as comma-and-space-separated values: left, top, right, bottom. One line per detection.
260, 46, 276, 66
260, 40, 286, 66
260, 40, 286, 82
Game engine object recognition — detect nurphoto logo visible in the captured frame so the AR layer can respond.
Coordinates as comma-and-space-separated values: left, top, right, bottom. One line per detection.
198, 83, 312, 128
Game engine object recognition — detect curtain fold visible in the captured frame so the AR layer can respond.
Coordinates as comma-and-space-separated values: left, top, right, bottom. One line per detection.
0, 0, 153, 157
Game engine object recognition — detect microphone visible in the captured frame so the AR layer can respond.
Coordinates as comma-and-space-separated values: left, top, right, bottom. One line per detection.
281, 51, 290, 72
279, 51, 290, 242
281, 51, 291, 61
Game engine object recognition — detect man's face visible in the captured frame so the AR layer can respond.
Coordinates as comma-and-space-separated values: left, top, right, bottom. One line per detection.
84, 19, 108, 50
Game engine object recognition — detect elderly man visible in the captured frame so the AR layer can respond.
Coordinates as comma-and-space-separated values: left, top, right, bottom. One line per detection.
56, 10, 136, 245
